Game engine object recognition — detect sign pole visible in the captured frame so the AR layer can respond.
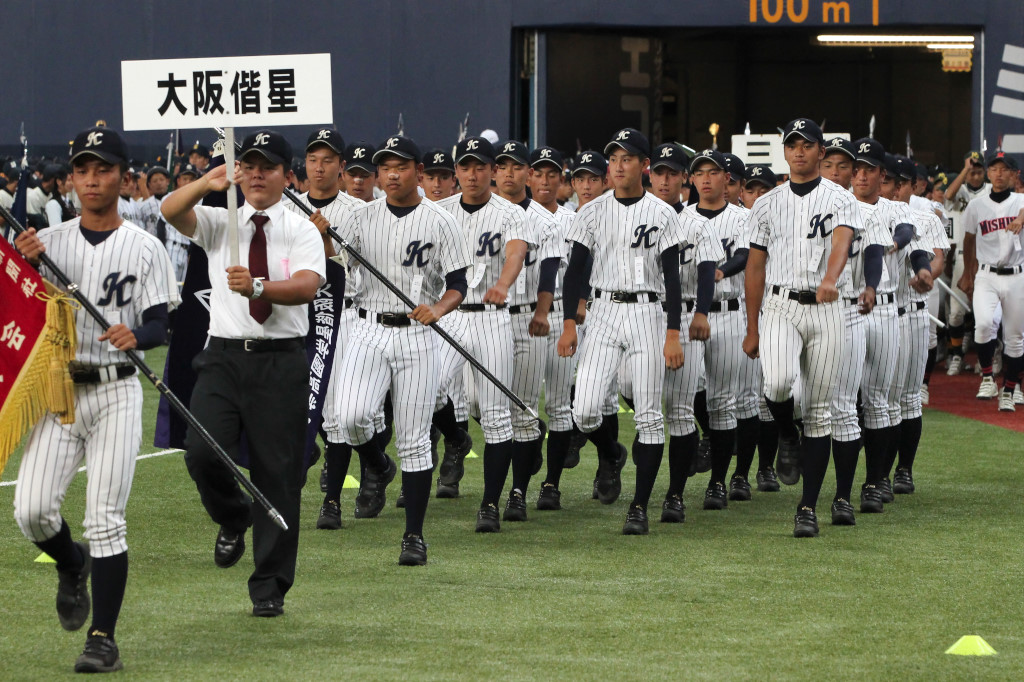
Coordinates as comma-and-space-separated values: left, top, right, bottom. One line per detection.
223, 126, 239, 266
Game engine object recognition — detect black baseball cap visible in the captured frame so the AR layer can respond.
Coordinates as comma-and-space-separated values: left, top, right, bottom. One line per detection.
964, 150, 984, 165
239, 130, 292, 167
604, 128, 650, 158
146, 166, 169, 181
723, 153, 746, 181
744, 165, 777, 189
852, 138, 886, 167
372, 135, 421, 164
1, 159, 21, 181
454, 137, 496, 165
70, 126, 129, 166
495, 140, 529, 165
291, 161, 307, 182
344, 142, 377, 173
571, 150, 607, 177
177, 163, 200, 179
824, 136, 856, 161
881, 153, 901, 179
189, 143, 210, 159
306, 128, 346, 155
893, 155, 916, 181
651, 144, 687, 172
422, 148, 454, 173
914, 161, 929, 180
689, 148, 728, 174
782, 118, 824, 145
984, 150, 1019, 170
529, 146, 564, 170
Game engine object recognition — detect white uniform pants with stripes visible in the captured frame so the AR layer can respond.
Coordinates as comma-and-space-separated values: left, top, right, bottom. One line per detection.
974, 270, 1024, 358
573, 300, 666, 444
322, 307, 385, 443
895, 307, 930, 421
861, 302, 901, 430
703, 308, 743, 430
759, 293, 845, 438
664, 312, 706, 437
545, 305, 576, 432
830, 303, 866, 442
510, 310, 545, 441
928, 286, 941, 350
335, 319, 439, 472
737, 347, 762, 421
14, 378, 142, 558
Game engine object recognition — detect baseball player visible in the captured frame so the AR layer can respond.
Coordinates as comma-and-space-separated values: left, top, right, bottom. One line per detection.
957, 151, 1024, 411
743, 118, 863, 538
420, 148, 457, 201
723, 153, 746, 207
434, 136, 532, 532
343, 142, 378, 202
188, 143, 211, 174
742, 166, 776, 210
13, 127, 179, 672
331, 135, 471, 564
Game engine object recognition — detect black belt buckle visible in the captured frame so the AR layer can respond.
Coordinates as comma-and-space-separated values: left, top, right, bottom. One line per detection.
611, 291, 629, 303
380, 313, 407, 327
796, 291, 817, 305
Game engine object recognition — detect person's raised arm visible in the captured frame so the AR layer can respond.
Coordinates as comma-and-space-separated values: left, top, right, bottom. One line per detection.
161, 163, 235, 238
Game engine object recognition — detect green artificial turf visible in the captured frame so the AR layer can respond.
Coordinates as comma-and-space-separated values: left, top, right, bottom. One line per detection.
1, 346, 1020, 680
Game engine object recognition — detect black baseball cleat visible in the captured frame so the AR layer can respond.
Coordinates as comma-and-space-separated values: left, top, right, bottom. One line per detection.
536, 483, 562, 511
531, 420, 547, 476
860, 483, 884, 513
830, 497, 856, 526
316, 499, 342, 530
354, 455, 397, 518
74, 632, 123, 673
622, 504, 649, 535
703, 481, 728, 510
564, 429, 586, 469
728, 474, 752, 501
214, 527, 245, 568
252, 599, 284, 617
776, 434, 801, 485
878, 477, 895, 503
596, 443, 627, 505
691, 436, 712, 476
756, 466, 781, 492
893, 467, 915, 494
436, 480, 460, 499
475, 504, 500, 533
319, 461, 329, 493
793, 506, 819, 538
56, 542, 91, 632
503, 489, 528, 522
398, 534, 428, 566
395, 488, 406, 508
437, 430, 473, 498
660, 494, 685, 523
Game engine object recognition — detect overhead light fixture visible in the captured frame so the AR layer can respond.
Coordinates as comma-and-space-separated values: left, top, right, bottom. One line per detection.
818, 34, 975, 47
926, 43, 974, 51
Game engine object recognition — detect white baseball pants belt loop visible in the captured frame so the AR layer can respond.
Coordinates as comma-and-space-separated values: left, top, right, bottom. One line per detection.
979, 263, 1024, 275
770, 285, 818, 305
593, 288, 659, 303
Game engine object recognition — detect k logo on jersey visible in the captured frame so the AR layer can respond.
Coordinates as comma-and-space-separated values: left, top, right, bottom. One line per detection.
631, 224, 659, 249
679, 243, 696, 265
524, 248, 537, 267
97, 272, 137, 307
805, 213, 834, 239
402, 240, 434, 267
476, 231, 502, 257
721, 237, 735, 260
849, 234, 862, 258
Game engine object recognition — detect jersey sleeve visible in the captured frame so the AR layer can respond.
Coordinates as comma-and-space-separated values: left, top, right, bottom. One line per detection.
565, 202, 596, 250
287, 216, 328, 287
135, 238, 183, 315
693, 219, 727, 263
190, 205, 228, 250
961, 199, 979, 235
833, 190, 864, 233
745, 197, 771, 248
334, 206, 360, 250
537, 215, 563, 262
503, 205, 536, 249
437, 209, 473, 275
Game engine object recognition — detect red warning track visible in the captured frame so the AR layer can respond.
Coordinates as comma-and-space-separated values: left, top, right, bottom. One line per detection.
926, 359, 1024, 433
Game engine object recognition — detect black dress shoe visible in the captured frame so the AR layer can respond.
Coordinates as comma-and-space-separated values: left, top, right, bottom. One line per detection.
214, 527, 245, 568
252, 599, 284, 617
399, 534, 428, 566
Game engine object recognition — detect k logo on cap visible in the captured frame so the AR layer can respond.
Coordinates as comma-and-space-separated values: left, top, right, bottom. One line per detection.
581, 153, 592, 162
353, 148, 365, 158
386, 138, 398, 149
255, 133, 270, 146
86, 131, 103, 147
317, 129, 330, 139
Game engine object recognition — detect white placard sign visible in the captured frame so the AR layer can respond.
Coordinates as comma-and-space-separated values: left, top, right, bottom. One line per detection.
731, 132, 850, 175
121, 53, 332, 131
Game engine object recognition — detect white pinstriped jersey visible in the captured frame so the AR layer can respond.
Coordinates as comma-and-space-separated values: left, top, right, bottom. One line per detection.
853, 197, 914, 296
437, 192, 535, 305
683, 203, 745, 301
566, 191, 686, 295
136, 196, 162, 237
335, 198, 472, 312
900, 209, 951, 306
945, 182, 990, 244
676, 206, 728, 300
839, 195, 891, 298
286, 190, 362, 298
746, 177, 864, 290
549, 204, 575, 296
508, 199, 563, 306
117, 196, 140, 225
962, 192, 1024, 267
37, 219, 180, 366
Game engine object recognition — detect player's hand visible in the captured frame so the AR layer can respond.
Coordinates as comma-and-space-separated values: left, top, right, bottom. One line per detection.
816, 279, 839, 303
1008, 211, 1024, 235
13, 227, 44, 264
408, 303, 440, 326
483, 282, 509, 305
911, 269, 934, 293
309, 210, 330, 236
688, 313, 710, 341
557, 325, 578, 357
98, 323, 137, 351
742, 331, 759, 359
203, 163, 233, 192
664, 330, 684, 370
957, 274, 974, 298
858, 287, 876, 315
226, 265, 255, 297
714, 269, 725, 282
528, 313, 550, 337
575, 299, 587, 325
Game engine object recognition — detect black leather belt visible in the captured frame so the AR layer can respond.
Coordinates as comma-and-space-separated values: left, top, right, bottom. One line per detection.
594, 289, 659, 303
980, 264, 1023, 275
898, 301, 927, 316
343, 298, 355, 309
846, 292, 895, 305
208, 336, 305, 352
509, 302, 538, 315
458, 303, 507, 312
771, 285, 818, 305
69, 364, 136, 384
358, 308, 411, 327
708, 298, 740, 313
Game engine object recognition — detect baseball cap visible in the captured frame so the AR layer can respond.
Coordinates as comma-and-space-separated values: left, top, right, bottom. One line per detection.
42, 164, 65, 182
651, 144, 687, 172
744, 165, 777, 189
604, 128, 650, 158
306, 128, 346, 155
239, 130, 292, 167
454, 137, 496, 165
723, 153, 746, 181
177, 163, 200, 179
824, 136, 856, 161
852, 138, 886, 167
422, 148, 454, 173
964, 150, 984, 166
146, 166, 169, 181
189, 143, 211, 159
495, 140, 530, 165
689, 148, 728, 174
372, 136, 421, 164
1, 159, 21, 182
984, 150, 1019, 170
70, 126, 129, 166
571, 150, 607, 177
914, 161, 929, 180
893, 155, 916, 181
782, 118, 825, 145
529, 146, 564, 170
344, 142, 377, 173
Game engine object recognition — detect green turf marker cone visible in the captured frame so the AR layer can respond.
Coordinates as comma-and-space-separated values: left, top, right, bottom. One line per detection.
342, 474, 359, 489
466, 449, 479, 459
34, 553, 56, 564
945, 636, 997, 656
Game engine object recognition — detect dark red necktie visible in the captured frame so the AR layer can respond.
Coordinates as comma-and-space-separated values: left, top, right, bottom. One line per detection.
248, 214, 272, 324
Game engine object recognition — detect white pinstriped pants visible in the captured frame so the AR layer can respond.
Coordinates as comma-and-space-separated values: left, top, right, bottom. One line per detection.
861, 301, 901, 430
894, 307, 930, 421
830, 302, 866, 442
703, 308, 743, 430
664, 312, 705, 437
14, 378, 142, 558
544, 306, 576, 432
510, 310, 545, 441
